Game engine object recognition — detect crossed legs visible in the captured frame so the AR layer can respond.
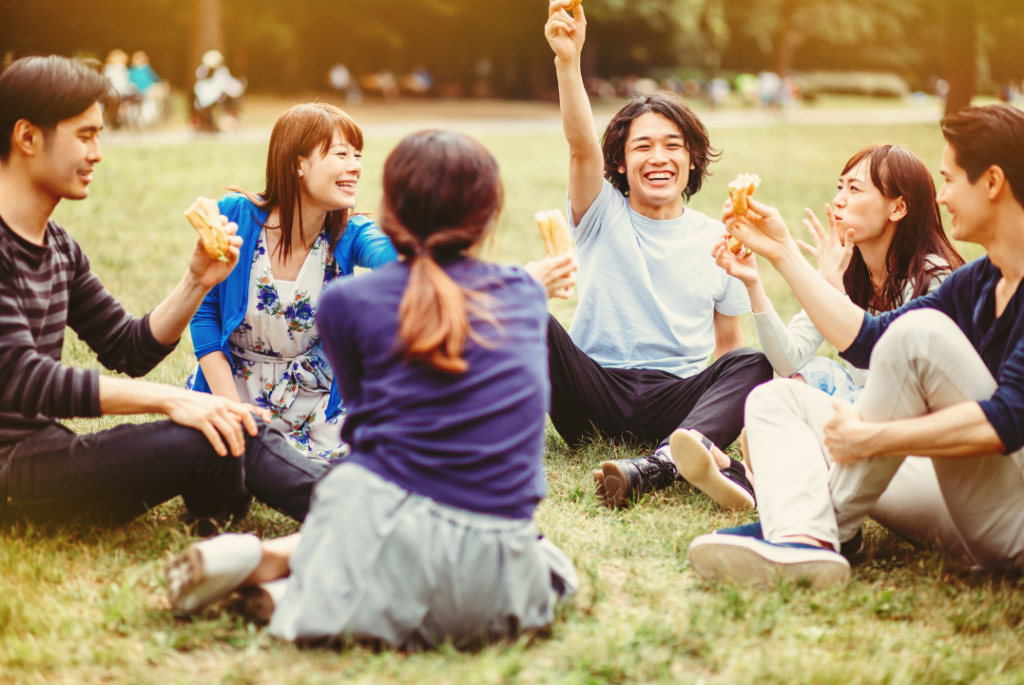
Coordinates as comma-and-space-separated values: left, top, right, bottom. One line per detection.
748, 310, 1024, 569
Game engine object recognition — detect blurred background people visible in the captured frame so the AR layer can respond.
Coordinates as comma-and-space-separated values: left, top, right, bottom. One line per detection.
399, 63, 434, 96
193, 49, 245, 132
128, 50, 169, 129
360, 69, 398, 102
328, 62, 362, 105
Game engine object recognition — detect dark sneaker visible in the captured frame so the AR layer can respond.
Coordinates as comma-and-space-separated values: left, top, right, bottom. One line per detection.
670, 429, 755, 511
236, 578, 288, 625
840, 528, 864, 563
599, 452, 678, 509
689, 529, 851, 590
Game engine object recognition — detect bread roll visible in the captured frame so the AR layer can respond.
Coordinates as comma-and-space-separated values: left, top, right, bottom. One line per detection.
185, 196, 230, 262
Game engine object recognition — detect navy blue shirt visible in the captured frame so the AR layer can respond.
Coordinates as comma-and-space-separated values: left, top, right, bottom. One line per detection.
317, 257, 550, 519
841, 256, 1024, 454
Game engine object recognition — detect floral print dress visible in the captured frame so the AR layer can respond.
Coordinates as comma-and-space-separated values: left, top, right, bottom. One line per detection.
187, 227, 346, 461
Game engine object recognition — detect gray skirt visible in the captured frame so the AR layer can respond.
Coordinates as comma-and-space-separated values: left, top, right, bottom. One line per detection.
267, 463, 578, 649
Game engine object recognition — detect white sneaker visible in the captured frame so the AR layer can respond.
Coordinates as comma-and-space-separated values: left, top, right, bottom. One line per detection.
166, 533, 263, 614
670, 429, 754, 511
689, 532, 850, 590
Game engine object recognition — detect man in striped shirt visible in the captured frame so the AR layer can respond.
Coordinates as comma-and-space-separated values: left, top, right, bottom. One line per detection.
0, 56, 329, 527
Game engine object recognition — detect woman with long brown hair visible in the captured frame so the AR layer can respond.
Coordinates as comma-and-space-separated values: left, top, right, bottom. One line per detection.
680, 143, 967, 553
165, 131, 578, 649
186, 103, 397, 462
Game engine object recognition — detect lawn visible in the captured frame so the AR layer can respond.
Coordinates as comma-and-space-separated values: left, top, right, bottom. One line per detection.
0, 119, 1014, 685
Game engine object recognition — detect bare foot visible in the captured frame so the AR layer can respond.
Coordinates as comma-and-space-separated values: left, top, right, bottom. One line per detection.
781, 534, 835, 551
243, 533, 302, 586
708, 442, 732, 470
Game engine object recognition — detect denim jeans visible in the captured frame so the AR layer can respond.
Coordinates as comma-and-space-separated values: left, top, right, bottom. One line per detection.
0, 418, 330, 526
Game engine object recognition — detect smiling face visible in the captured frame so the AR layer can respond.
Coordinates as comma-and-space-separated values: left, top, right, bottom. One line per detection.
937, 143, 992, 244
832, 159, 905, 247
28, 101, 103, 201
297, 131, 362, 213
619, 112, 694, 218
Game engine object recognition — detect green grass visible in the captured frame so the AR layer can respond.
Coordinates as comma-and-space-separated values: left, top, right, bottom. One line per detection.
0, 122, 1008, 685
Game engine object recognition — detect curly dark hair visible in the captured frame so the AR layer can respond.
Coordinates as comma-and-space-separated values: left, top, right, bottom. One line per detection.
601, 92, 720, 201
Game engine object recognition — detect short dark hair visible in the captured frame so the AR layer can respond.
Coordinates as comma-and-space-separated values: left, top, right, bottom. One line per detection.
940, 104, 1024, 207
0, 55, 112, 160
601, 92, 720, 201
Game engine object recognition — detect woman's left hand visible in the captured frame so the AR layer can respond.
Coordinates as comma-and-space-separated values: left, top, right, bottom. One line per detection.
798, 205, 854, 293
524, 251, 578, 300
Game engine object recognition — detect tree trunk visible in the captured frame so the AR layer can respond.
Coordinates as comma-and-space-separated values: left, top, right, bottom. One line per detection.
774, 1, 804, 74
231, 0, 248, 80
189, 0, 225, 86
944, 0, 976, 116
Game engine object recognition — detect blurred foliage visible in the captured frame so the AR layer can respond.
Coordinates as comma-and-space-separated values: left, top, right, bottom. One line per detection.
1, 0, 1023, 97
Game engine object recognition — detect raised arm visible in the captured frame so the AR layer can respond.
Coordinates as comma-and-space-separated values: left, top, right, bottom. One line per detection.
545, 0, 604, 224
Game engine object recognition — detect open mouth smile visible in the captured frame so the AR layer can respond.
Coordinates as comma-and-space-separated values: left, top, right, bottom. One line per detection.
643, 170, 675, 185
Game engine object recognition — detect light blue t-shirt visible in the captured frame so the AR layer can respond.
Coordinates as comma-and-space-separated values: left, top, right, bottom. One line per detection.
567, 180, 750, 379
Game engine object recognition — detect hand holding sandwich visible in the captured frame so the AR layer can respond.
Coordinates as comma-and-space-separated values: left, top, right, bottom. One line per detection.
545, 0, 586, 63
721, 196, 797, 266
525, 251, 578, 300
185, 197, 243, 290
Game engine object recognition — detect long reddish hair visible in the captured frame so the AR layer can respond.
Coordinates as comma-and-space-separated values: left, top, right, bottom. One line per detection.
840, 144, 964, 311
229, 102, 364, 260
380, 131, 503, 374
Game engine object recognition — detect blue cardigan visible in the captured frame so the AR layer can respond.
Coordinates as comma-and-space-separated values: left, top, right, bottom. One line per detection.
189, 193, 398, 419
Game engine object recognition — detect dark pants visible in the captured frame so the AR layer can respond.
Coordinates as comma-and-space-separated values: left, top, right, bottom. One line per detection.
547, 315, 773, 449
0, 418, 330, 527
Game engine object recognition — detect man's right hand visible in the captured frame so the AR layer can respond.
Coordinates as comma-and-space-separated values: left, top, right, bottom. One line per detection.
546, 0, 586, 62
163, 390, 261, 458
712, 235, 760, 288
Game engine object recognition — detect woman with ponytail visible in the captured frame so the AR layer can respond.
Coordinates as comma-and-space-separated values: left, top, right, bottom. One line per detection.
164, 131, 578, 650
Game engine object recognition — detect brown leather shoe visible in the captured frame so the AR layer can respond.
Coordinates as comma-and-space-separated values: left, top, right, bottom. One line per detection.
598, 453, 677, 509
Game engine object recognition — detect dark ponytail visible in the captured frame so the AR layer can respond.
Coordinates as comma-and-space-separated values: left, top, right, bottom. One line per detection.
380, 131, 504, 374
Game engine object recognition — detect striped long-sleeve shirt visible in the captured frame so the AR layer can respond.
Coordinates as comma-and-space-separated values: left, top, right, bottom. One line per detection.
0, 218, 176, 445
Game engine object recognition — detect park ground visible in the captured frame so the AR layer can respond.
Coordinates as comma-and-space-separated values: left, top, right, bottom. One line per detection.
1, 98, 1020, 685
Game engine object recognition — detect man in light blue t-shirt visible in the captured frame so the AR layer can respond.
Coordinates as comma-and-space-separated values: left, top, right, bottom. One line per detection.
544, 1, 773, 510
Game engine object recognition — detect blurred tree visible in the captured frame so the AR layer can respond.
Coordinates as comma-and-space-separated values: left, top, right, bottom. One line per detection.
1, 0, 1022, 103
943, 0, 974, 116
731, 0, 919, 75
190, 0, 225, 85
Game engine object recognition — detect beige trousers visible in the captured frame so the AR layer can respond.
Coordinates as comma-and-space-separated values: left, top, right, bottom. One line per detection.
745, 309, 1024, 569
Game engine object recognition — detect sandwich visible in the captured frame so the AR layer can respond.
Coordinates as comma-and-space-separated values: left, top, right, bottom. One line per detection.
726, 173, 761, 258
727, 236, 752, 258
534, 209, 574, 257
185, 197, 230, 262
727, 173, 761, 217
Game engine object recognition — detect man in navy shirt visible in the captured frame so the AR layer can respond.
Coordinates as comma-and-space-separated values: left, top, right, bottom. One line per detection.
688, 104, 1024, 588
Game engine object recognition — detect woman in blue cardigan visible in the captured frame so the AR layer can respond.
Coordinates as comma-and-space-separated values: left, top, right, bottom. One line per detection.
187, 103, 397, 461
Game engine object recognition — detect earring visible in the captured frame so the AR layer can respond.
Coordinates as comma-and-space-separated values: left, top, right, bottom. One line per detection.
298, 170, 304, 177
